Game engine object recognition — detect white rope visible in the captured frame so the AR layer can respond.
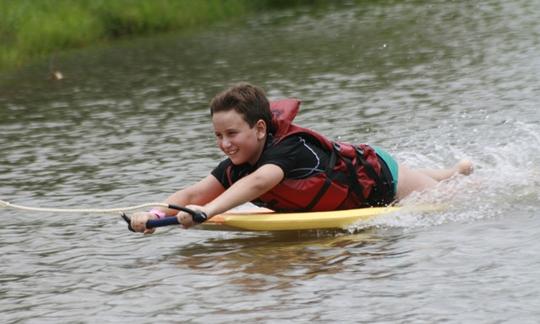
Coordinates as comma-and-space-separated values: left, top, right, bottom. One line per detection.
0, 200, 168, 214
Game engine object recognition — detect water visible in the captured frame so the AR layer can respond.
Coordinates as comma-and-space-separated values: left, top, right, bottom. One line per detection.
1, 0, 540, 322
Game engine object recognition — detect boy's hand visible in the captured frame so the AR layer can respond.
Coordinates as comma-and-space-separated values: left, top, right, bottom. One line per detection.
130, 211, 157, 234
176, 205, 207, 229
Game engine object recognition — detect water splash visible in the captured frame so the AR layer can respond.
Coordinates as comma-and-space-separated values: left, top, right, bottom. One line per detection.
349, 120, 540, 231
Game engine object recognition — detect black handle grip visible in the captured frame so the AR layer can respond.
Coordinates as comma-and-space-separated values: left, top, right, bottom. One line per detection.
121, 204, 207, 232
146, 216, 180, 228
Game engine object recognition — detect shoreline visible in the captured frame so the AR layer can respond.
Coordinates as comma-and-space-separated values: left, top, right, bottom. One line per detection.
0, 0, 319, 72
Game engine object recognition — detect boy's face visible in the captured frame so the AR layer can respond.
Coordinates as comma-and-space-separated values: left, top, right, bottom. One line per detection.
212, 109, 266, 165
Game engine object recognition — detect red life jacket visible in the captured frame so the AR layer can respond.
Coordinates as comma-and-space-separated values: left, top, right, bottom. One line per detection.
227, 99, 394, 211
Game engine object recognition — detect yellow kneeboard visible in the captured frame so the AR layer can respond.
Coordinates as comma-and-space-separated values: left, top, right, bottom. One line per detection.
201, 206, 402, 231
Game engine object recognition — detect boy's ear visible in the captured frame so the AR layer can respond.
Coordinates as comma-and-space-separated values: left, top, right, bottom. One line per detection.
255, 119, 267, 140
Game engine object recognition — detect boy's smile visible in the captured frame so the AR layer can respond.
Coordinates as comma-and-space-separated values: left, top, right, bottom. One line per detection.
212, 110, 267, 165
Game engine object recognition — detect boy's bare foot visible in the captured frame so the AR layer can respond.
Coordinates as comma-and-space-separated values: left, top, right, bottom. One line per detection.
455, 159, 473, 175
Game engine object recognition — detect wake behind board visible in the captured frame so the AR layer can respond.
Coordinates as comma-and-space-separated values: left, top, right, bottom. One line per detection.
199, 206, 403, 231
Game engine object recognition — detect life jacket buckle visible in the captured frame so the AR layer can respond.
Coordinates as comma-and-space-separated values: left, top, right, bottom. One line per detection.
354, 146, 364, 157
333, 142, 341, 153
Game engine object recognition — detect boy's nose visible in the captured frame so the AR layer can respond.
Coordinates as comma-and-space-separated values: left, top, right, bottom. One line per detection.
221, 138, 231, 148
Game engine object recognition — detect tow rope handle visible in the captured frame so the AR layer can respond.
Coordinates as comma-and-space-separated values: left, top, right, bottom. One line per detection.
121, 204, 208, 232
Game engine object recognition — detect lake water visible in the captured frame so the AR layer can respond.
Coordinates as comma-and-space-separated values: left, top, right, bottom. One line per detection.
1, 1, 540, 323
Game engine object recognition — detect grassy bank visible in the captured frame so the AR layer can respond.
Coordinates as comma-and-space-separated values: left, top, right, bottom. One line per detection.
0, 0, 314, 71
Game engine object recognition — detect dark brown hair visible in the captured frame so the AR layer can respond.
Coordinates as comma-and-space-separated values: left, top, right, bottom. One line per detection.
210, 82, 275, 134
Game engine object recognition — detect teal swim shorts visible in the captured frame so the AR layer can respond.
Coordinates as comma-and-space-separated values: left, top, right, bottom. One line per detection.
372, 146, 399, 195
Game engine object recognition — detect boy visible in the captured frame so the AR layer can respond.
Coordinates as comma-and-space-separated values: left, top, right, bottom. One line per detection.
131, 83, 472, 233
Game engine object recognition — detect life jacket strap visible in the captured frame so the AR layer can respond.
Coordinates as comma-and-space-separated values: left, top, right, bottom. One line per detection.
304, 145, 339, 211
354, 146, 394, 206
332, 143, 366, 203
371, 154, 396, 206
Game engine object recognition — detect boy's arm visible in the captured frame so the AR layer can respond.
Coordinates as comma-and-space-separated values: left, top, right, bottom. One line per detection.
203, 164, 284, 217
130, 174, 225, 233
162, 174, 225, 215
134, 164, 283, 232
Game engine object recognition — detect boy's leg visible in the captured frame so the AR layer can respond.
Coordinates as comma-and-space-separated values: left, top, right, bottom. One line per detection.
396, 160, 473, 200
396, 165, 438, 200
417, 160, 473, 181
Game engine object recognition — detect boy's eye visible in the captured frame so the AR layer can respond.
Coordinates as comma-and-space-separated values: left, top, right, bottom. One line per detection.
215, 130, 238, 139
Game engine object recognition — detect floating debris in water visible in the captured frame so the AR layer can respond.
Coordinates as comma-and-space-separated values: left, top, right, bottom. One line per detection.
50, 70, 64, 80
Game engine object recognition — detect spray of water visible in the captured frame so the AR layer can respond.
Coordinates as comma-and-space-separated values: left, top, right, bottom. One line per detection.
349, 120, 540, 231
